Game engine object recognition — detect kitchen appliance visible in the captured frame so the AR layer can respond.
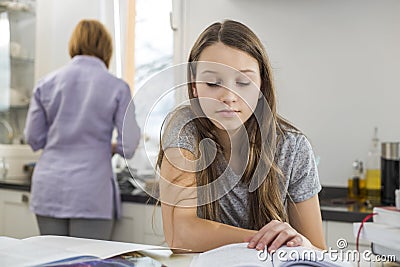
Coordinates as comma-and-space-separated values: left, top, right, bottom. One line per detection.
381, 142, 400, 205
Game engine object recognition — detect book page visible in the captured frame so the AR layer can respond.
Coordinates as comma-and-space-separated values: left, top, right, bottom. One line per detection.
0, 235, 169, 267
0, 241, 90, 267
274, 246, 352, 267
23, 235, 167, 258
190, 243, 353, 267
0, 236, 20, 249
190, 243, 269, 267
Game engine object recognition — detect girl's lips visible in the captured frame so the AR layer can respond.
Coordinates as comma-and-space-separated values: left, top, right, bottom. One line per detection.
216, 110, 240, 118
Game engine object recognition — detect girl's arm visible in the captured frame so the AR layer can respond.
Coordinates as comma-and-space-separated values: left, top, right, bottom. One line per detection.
160, 147, 326, 253
246, 134, 326, 251
246, 196, 326, 252
160, 148, 256, 253
288, 195, 327, 250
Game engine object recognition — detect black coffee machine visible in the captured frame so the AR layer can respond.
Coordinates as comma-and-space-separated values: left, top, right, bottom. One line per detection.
381, 142, 400, 205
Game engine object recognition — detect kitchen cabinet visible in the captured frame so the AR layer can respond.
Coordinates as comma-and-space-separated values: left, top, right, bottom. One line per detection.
0, 189, 39, 238
321, 221, 397, 266
0, 188, 165, 244
323, 220, 370, 251
111, 202, 166, 246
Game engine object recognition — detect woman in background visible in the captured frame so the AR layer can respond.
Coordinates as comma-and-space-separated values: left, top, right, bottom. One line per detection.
158, 20, 326, 252
25, 19, 140, 240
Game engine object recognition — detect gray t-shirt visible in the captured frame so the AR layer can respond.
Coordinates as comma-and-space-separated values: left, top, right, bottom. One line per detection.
161, 106, 321, 229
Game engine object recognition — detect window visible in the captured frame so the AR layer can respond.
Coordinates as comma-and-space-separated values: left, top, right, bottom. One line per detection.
125, 0, 174, 174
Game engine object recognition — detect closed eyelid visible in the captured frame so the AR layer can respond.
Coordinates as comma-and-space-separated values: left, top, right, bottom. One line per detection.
236, 81, 251, 85
205, 81, 222, 87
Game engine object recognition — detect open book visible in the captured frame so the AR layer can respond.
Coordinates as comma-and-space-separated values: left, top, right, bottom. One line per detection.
190, 243, 352, 267
0, 235, 170, 267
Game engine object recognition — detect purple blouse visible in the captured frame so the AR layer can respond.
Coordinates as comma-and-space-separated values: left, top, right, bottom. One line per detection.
25, 55, 140, 219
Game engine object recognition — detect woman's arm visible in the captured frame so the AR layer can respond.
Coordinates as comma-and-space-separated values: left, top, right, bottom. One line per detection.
24, 88, 48, 151
113, 84, 140, 159
159, 148, 256, 253
288, 195, 327, 250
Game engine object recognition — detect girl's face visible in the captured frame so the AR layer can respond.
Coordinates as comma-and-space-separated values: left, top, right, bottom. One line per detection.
193, 42, 261, 131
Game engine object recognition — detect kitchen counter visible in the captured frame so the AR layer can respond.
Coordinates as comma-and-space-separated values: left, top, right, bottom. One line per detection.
318, 186, 374, 222
0, 179, 31, 191
0, 180, 374, 222
0, 179, 158, 204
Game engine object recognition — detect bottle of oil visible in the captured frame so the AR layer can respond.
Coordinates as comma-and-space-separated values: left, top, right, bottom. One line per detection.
348, 159, 364, 199
365, 127, 381, 205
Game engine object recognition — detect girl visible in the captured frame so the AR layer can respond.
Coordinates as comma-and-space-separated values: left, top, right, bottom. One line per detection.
157, 20, 325, 252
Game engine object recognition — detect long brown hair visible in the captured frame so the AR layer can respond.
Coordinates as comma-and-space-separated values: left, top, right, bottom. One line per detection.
68, 19, 113, 68
158, 20, 297, 230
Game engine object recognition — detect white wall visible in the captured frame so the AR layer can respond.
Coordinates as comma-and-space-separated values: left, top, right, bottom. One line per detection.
173, 0, 400, 186
35, 0, 129, 82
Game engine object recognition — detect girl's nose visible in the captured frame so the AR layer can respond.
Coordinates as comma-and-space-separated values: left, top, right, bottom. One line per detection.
220, 88, 237, 104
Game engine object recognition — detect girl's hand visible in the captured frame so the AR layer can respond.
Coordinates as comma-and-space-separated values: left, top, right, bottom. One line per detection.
244, 220, 312, 252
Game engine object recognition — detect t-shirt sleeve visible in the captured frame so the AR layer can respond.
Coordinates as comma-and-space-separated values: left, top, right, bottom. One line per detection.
288, 135, 321, 202
161, 108, 198, 156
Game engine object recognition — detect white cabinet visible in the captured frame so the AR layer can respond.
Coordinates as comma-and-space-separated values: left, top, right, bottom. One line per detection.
323, 220, 370, 251
322, 221, 400, 266
0, 189, 39, 238
0, 188, 166, 244
111, 202, 166, 246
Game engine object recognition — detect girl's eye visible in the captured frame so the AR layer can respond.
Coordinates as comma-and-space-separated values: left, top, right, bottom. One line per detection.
206, 82, 221, 87
237, 81, 251, 86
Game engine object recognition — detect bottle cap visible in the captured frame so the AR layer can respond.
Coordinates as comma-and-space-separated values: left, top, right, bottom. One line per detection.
381, 142, 400, 160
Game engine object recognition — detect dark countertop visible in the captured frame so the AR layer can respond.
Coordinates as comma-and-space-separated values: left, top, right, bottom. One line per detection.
0, 179, 31, 191
318, 186, 374, 222
0, 180, 374, 222
0, 179, 158, 204
120, 192, 158, 205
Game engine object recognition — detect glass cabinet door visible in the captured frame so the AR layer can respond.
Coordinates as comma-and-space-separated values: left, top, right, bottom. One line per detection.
0, 0, 36, 144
